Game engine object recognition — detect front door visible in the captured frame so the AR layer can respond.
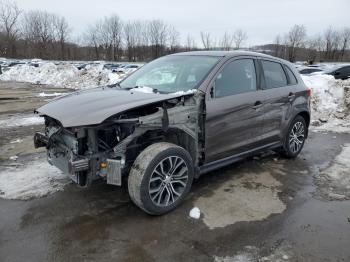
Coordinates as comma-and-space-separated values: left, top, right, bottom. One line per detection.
205, 58, 265, 163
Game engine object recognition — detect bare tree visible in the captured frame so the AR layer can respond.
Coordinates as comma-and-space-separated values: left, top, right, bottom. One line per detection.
339, 27, 350, 61
323, 27, 339, 60
273, 34, 282, 57
286, 24, 306, 62
168, 25, 180, 52
306, 36, 322, 63
148, 19, 168, 58
106, 15, 122, 60
22, 10, 58, 58
84, 22, 102, 59
200, 31, 214, 50
85, 15, 123, 60
331, 30, 341, 60
53, 15, 70, 59
124, 20, 137, 61
220, 32, 233, 51
233, 29, 247, 49
185, 34, 196, 51
0, 0, 21, 57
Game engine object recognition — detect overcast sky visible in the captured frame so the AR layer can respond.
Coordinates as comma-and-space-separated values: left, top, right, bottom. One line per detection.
14, 0, 350, 46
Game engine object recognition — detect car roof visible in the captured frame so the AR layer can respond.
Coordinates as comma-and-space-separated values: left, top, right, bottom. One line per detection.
332, 64, 350, 69
299, 67, 322, 70
171, 50, 278, 60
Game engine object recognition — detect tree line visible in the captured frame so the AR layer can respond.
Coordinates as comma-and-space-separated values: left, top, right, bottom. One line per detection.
272, 25, 350, 63
0, 0, 349, 63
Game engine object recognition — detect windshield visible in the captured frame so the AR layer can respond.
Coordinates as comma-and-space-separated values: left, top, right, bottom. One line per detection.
119, 55, 221, 93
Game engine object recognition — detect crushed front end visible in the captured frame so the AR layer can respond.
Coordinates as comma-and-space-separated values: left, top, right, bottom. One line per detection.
34, 92, 205, 187
34, 116, 129, 187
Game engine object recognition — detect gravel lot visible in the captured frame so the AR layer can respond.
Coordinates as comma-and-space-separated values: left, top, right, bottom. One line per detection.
0, 81, 350, 262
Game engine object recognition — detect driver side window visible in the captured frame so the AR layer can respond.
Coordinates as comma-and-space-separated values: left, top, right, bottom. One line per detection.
215, 59, 257, 98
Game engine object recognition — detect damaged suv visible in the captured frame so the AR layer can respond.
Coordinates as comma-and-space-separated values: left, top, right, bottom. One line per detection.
34, 51, 310, 215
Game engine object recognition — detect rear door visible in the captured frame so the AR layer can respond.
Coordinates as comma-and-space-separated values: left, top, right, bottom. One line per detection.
205, 57, 265, 162
258, 59, 297, 142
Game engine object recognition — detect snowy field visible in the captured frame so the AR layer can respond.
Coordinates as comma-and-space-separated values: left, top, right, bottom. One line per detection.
0, 61, 137, 89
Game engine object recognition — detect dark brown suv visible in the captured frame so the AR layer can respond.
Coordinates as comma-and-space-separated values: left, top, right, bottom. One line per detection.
34, 51, 311, 215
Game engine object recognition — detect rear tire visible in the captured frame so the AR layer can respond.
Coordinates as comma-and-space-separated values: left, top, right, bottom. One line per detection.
280, 115, 307, 158
128, 142, 194, 215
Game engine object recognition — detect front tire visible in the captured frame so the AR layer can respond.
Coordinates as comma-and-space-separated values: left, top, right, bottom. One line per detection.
280, 115, 307, 158
128, 142, 194, 215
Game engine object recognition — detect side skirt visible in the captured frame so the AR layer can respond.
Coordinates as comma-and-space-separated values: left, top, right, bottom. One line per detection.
198, 141, 281, 176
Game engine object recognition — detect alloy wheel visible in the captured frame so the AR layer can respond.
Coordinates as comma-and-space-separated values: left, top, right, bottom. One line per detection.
149, 156, 189, 207
289, 121, 305, 154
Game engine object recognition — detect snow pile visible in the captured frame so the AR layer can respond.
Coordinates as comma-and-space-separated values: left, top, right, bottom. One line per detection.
301, 74, 350, 132
0, 63, 124, 89
38, 92, 65, 97
0, 158, 69, 200
189, 207, 201, 219
0, 114, 44, 128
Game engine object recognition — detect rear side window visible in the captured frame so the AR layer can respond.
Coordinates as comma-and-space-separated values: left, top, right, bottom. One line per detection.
261, 60, 287, 88
285, 66, 298, 85
215, 59, 257, 98
339, 66, 350, 75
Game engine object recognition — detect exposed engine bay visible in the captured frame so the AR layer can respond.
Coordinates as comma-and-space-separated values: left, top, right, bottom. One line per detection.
34, 92, 205, 187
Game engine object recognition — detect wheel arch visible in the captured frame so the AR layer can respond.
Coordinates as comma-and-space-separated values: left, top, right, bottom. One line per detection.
296, 111, 310, 138
124, 127, 198, 170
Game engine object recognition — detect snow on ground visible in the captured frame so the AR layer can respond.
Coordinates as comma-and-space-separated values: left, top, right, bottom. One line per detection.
0, 62, 125, 89
0, 114, 44, 128
0, 158, 69, 200
315, 143, 350, 200
301, 74, 350, 133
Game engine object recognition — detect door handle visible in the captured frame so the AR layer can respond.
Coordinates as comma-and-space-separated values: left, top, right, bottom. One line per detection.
288, 92, 295, 101
252, 101, 263, 109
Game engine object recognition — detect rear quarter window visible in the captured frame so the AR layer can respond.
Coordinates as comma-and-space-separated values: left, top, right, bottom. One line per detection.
285, 66, 298, 85
261, 60, 288, 88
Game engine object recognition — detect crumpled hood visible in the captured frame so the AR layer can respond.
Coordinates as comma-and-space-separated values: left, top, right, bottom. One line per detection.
36, 87, 191, 127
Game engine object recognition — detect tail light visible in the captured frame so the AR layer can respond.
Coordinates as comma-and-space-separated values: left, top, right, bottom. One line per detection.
306, 89, 312, 97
